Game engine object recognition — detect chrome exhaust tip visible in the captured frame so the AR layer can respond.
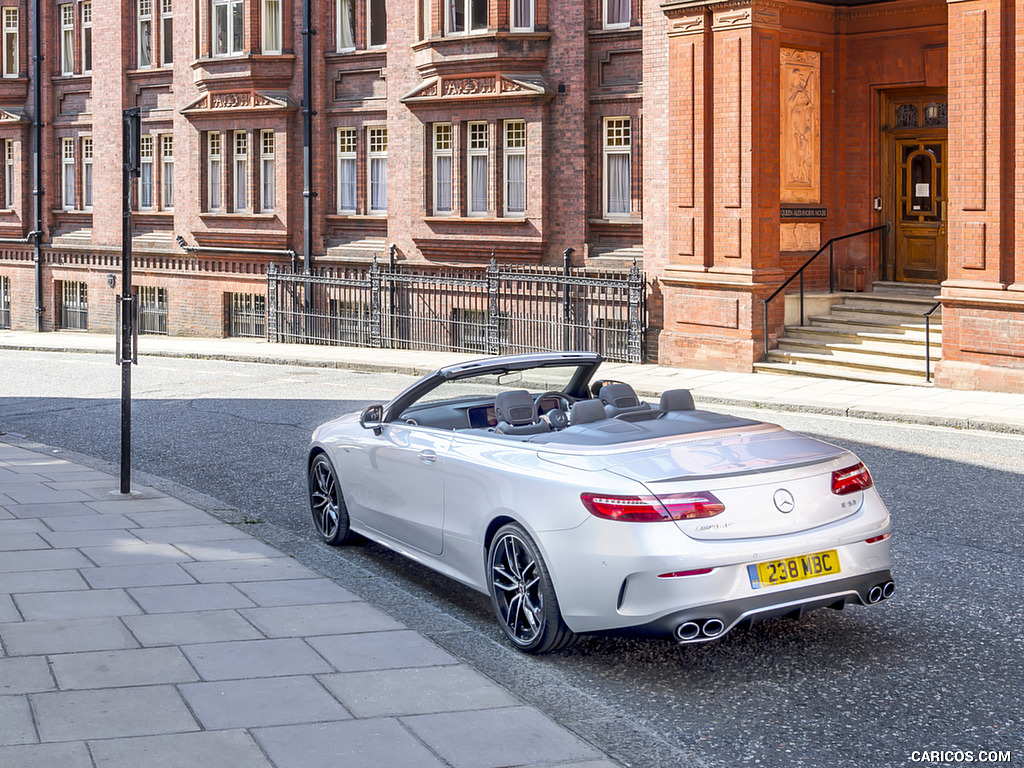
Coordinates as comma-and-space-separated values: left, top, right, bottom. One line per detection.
867, 586, 883, 604
676, 622, 701, 642
702, 618, 725, 638
882, 581, 896, 599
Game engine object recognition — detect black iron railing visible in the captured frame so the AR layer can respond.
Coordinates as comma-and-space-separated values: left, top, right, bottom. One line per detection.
227, 293, 267, 338
762, 223, 890, 359
137, 286, 168, 335
924, 301, 941, 383
268, 256, 647, 363
0, 275, 9, 329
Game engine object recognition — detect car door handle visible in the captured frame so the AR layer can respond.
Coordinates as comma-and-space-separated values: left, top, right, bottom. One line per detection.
418, 450, 438, 465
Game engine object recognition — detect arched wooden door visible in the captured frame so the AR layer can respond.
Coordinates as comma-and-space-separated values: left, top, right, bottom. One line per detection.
895, 139, 947, 283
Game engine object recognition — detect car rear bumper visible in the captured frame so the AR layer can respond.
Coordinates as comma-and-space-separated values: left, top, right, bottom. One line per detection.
616, 569, 894, 642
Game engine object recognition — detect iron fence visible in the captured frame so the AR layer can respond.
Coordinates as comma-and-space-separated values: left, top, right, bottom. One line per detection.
59, 281, 88, 331
0, 275, 9, 329
268, 257, 646, 363
227, 293, 267, 338
137, 286, 168, 335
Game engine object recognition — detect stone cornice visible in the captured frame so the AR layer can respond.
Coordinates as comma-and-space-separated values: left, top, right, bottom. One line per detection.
662, 0, 784, 31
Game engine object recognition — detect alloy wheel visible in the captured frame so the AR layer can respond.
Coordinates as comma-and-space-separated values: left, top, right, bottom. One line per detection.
491, 532, 544, 645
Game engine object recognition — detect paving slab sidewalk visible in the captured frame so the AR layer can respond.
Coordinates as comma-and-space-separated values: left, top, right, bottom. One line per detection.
2, 331, 1023, 433
0, 441, 619, 768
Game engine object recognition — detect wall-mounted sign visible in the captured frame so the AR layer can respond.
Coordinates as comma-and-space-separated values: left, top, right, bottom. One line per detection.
780, 206, 827, 219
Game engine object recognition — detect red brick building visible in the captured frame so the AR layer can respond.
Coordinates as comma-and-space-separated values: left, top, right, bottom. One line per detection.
0, 0, 1022, 391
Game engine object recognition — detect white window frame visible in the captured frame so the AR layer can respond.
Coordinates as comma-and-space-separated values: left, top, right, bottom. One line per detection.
367, 0, 386, 48
81, 2, 92, 73
82, 136, 93, 210
233, 130, 248, 211
159, 0, 172, 66
603, 0, 630, 30
509, 0, 533, 33
60, 4, 74, 75
213, 0, 244, 57
433, 123, 452, 216
336, 0, 354, 51
467, 121, 488, 217
61, 137, 75, 210
446, 0, 486, 36
138, 0, 152, 68
2, 139, 13, 209
161, 134, 174, 210
260, 129, 275, 212
503, 119, 526, 217
367, 126, 387, 214
603, 116, 632, 218
207, 131, 222, 211
262, 0, 281, 54
2, 7, 18, 79
419, 0, 430, 41
336, 127, 356, 213
139, 135, 153, 210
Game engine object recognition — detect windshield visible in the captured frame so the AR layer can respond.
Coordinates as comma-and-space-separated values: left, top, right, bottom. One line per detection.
412, 363, 585, 407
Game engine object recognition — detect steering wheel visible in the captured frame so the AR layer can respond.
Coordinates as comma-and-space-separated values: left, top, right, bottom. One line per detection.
535, 391, 575, 429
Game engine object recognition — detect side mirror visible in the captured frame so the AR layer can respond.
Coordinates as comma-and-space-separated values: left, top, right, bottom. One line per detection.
359, 404, 384, 432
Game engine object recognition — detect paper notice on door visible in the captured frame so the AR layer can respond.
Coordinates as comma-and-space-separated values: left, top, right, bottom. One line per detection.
915, 183, 930, 197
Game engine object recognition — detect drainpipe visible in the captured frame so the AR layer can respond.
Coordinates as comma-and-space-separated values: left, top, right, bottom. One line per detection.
300, 0, 315, 275
32, 0, 44, 331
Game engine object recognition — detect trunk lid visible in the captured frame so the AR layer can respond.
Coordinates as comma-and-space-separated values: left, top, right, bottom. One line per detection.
604, 428, 861, 540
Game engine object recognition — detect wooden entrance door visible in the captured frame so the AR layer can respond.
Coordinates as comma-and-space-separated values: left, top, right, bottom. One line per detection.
894, 139, 947, 283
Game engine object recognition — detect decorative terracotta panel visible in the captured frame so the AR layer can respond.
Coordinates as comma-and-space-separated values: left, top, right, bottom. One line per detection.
779, 48, 820, 205
780, 222, 820, 252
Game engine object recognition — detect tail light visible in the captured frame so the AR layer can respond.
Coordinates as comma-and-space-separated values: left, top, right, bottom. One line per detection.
831, 462, 873, 495
581, 491, 725, 522
865, 533, 891, 544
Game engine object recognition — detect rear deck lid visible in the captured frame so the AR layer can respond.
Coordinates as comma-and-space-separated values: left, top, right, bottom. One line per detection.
606, 428, 860, 539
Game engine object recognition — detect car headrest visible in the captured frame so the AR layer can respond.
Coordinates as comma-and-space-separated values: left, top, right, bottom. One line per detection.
660, 389, 695, 412
569, 399, 607, 426
494, 390, 536, 426
598, 383, 640, 409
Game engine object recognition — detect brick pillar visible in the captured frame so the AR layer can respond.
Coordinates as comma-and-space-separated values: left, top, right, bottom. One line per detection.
90, 0, 131, 247
936, 0, 1024, 391
653, 2, 783, 371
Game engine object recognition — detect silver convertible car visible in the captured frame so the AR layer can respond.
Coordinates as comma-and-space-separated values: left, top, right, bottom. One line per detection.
308, 352, 894, 653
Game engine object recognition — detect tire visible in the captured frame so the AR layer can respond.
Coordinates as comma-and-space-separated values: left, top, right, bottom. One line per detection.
308, 453, 355, 545
487, 523, 578, 654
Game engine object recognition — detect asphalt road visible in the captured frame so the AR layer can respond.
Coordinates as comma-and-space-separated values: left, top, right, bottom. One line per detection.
1, 350, 1022, 768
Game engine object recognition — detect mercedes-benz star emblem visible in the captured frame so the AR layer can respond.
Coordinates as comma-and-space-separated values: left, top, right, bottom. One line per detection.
773, 489, 795, 514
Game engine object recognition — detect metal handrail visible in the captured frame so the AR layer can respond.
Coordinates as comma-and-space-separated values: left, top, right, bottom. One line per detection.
762, 222, 890, 359
923, 301, 941, 383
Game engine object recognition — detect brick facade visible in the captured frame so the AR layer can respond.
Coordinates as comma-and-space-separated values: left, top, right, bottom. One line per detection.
1, 0, 1023, 391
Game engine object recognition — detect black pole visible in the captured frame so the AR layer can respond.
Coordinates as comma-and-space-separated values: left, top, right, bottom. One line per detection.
388, 243, 396, 345
300, 0, 315, 275
562, 247, 574, 351
762, 300, 769, 359
120, 108, 141, 495
32, 0, 43, 331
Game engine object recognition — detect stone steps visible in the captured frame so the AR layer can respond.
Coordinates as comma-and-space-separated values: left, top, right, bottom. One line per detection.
757, 286, 942, 386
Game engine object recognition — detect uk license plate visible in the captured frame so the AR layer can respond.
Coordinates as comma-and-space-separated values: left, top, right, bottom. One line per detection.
747, 549, 840, 590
